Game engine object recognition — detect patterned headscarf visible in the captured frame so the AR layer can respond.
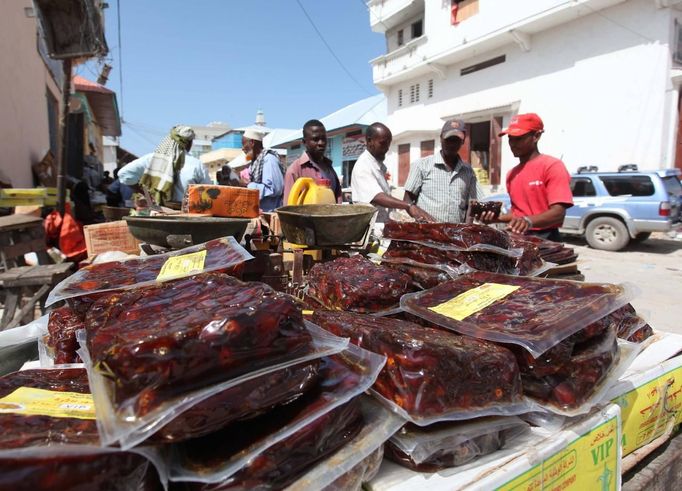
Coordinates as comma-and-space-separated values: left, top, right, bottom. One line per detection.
139, 125, 195, 204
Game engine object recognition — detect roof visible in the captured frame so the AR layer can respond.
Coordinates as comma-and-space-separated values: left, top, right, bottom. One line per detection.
270, 94, 387, 147
72, 75, 121, 136
200, 148, 243, 165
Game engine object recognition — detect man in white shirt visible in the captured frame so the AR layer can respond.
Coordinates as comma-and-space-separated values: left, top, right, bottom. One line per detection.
118, 125, 211, 205
351, 122, 433, 224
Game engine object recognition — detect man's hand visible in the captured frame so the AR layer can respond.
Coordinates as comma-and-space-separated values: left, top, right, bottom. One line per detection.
407, 204, 436, 223
507, 216, 532, 234
477, 211, 498, 224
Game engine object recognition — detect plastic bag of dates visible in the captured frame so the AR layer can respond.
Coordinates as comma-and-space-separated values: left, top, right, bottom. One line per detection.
312, 310, 529, 424
385, 416, 529, 472
76, 273, 348, 448
521, 331, 641, 415
401, 271, 636, 357
306, 255, 415, 313
46, 236, 253, 307
288, 397, 405, 491
0, 368, 165, 491
469, 200, 502, 220
40, 305, 85, 365
382, 221, 522, 257
168, 343, 385, 485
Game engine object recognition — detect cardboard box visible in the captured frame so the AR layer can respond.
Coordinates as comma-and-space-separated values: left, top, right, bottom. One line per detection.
83, 221, 140, 256
185, 185, 259, 218
369, 404, 622, 491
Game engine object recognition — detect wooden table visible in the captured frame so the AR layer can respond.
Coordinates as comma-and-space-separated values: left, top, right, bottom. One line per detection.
0, 214, 74, 330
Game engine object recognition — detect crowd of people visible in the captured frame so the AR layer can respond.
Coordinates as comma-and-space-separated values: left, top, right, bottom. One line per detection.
114, 112, 574, 239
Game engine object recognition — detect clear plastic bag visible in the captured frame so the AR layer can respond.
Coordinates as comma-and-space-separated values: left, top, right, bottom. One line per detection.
78, 318, 348, 449
381, 221, 522, 257
42, 305, 84, 365
385, 416, 529, 472
527, 339, 641, 416
312, 310, 531, 425
401, 272, 637, 357
46, 236, 253, 307
168, 343, 386, 485
0, 314, 48, 349
0, 367, 167, 490
287, 397, 405, 491
369, 253, 470, 290
306, 255, 415, 313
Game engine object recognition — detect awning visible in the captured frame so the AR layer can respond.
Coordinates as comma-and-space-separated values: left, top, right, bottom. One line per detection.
73, 75, 122, 137
200, 148, 243, 165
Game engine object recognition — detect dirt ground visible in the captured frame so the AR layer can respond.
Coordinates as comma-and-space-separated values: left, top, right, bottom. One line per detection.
562, 232, 682, 335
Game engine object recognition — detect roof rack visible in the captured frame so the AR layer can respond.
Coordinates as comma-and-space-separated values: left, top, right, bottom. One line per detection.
577, 165, 599, 174
618, 164, 638, 172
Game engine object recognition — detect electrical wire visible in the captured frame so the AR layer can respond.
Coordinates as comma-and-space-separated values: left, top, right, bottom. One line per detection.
294, 0, 373, 95
117, 0, 124, 118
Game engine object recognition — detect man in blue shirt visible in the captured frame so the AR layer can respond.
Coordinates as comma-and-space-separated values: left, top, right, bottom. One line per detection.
118, 125, 211, 205
242, 128, 285, 211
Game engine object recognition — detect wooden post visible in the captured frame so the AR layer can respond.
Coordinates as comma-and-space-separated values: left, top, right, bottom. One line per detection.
57, 58, 73, 216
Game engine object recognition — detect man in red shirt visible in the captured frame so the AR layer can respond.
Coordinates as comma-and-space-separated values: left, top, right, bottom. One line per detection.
479, 113, 573, 241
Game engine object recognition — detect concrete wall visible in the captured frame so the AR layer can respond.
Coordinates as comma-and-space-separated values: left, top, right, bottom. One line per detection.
378, 0, 680, 190
0, 2, 61, 188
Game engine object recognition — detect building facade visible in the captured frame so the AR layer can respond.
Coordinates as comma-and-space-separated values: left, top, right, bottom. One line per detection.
368, 0, 682, 191
0, 2, 63, 188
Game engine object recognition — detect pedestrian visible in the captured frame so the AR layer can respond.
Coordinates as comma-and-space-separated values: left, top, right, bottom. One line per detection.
242, 128, 285, 212
106, 167, 134, 207
477, 113, 573, 240
403, 119, 479, 223
284, 120, 342, 204
117, 125, 211, 206
351, 122, 434, 225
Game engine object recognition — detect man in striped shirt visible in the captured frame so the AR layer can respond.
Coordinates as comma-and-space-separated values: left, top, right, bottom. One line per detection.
403, 119, 479, 223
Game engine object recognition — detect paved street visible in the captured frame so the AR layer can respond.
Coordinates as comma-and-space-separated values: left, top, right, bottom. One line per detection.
563, 233, 682, 335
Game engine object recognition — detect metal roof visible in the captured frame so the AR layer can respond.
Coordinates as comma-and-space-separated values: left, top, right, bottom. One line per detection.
73, 75, 121, 137
270, 94, 387, 147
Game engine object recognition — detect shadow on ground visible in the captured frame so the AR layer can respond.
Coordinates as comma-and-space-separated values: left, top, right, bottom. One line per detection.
561, 235, 682, 255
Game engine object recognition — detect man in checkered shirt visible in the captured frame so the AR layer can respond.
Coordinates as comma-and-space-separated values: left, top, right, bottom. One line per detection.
403, 119, 479, 223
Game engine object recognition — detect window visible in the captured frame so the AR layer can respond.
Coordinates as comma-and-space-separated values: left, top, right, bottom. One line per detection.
600, 176, 655, 197
461, 55, 506, 76
675, 19, 682, 65
398, 89, 403, 107
346, 129, 362, 137
570, 178, 596, 197
397, 29, 404, 47
662, 176, 682, 196
411, 19, 423, 39
414, 83, 420, 102
451, 0, 479, 25
428, 79, 434, 98
410, 85, 415, 103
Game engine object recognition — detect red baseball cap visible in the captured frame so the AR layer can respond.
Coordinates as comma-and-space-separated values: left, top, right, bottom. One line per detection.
498, 113, 544, 137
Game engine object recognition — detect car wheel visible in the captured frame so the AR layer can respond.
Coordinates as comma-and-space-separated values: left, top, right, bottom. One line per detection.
632, 232, 651, 242
585, 217, 630, 251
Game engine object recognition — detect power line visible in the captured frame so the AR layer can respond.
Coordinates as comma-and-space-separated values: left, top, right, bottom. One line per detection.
294, 0, 372, 95
116, 0, 124, 118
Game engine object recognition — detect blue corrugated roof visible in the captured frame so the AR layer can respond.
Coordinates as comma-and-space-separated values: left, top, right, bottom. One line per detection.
270, 94, 387, 147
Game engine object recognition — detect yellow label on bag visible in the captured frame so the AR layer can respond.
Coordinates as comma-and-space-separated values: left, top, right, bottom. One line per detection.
0, 387, 96, 420
156, 250, 207, 281
497, 416, 619, 491
429, 283, 520, 321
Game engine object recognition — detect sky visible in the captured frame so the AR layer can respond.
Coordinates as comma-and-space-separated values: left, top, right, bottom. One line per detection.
77, 0, 386, 156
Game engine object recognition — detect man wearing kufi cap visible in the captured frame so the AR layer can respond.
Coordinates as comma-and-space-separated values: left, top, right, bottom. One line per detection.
118, 125, 211, 205
402, 118, 479, 223
477, 113, 573, 240
242, 128, 285, 211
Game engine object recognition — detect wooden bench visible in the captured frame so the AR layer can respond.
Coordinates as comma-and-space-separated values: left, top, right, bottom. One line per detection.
0, 214, 74, 330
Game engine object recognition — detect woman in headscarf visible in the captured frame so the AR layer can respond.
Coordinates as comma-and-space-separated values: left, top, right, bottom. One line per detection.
118, 125, 211, 206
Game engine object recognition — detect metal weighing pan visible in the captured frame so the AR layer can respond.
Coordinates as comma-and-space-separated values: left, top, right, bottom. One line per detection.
277, 204, 377, 247
124, 215, 249, 248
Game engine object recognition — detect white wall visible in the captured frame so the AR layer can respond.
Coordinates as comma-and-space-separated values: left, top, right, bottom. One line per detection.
381, 0, 678, 190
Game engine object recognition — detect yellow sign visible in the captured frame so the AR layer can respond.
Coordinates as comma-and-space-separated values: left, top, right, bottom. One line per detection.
429, 283, 520, 321
612, 365, 682, 456
497, 416, 619, 491
0, 387, 96, 420
156, 250, 207, 281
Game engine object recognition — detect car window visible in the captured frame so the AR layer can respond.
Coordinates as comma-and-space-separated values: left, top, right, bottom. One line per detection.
570, 178, 596, 197
662, 176, 682, 196
599, 176, 654, 197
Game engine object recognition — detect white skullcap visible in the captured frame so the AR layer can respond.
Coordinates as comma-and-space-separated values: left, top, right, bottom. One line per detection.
243, 128, 264, 141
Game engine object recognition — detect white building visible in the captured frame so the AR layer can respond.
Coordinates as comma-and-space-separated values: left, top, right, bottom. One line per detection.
189, 121, 232, 158
367, 0, 682, 191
